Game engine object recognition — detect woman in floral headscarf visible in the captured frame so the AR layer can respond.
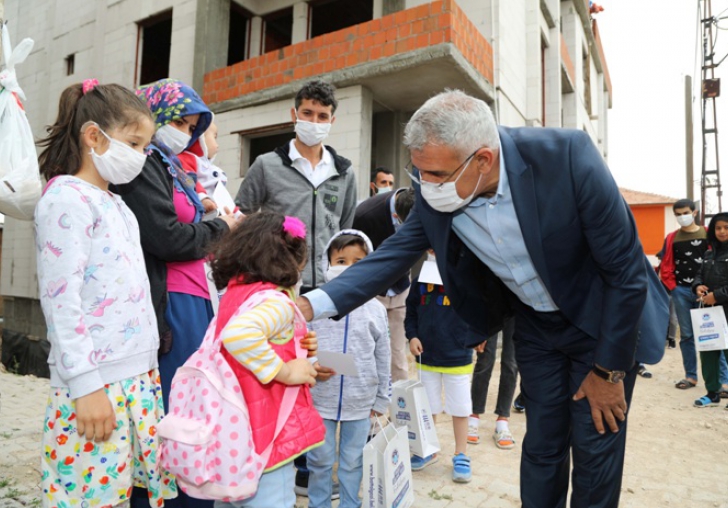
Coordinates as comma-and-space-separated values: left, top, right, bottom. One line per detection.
112, 79, 240, 508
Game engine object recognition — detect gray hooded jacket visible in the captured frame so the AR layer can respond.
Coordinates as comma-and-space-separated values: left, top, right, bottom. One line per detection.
235, 143, 358, 289
308, 229, 391, 420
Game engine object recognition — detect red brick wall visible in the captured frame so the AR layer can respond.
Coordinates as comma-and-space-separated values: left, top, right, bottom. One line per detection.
202, 0, 494, 105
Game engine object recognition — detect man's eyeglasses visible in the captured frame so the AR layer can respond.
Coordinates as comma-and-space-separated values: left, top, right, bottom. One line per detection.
404, 149, 481, 187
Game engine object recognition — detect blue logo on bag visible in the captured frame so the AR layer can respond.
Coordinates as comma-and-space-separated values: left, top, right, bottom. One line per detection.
698, 333, 719, 342
703, 313, 711, 321
391, 449, 399, 465
397, 397, 406, 408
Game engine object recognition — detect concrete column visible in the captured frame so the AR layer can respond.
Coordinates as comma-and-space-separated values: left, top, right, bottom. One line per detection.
373, 0, 383, 19
560, 3, 579, 128
291, 2, 308, 44
543, 24, 562, 127
192, 0, 230, 93
525, 0, 542, 126
356, 87, 375, 200
249, 16, 263, 58
372, 111, 409, 187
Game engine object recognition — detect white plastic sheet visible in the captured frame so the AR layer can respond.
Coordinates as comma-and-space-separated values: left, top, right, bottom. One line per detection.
0, 22, 41, 220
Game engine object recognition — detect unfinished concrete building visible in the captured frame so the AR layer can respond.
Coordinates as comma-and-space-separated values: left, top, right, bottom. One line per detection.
1, 0, 611, 372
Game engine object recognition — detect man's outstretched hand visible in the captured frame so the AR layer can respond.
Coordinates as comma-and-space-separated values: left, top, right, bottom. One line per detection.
296, 295, 314, 321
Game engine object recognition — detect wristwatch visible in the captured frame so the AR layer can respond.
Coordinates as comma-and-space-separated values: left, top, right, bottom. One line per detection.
591, 364, 626, 384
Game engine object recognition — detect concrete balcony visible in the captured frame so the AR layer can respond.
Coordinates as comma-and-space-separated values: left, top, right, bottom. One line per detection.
202, 0, 495, 113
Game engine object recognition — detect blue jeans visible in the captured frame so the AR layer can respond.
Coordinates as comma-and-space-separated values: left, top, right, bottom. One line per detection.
667, 297, 678, 340
671, 285, 698, 380
214, 463, 296, 508
307, 418, 370, 508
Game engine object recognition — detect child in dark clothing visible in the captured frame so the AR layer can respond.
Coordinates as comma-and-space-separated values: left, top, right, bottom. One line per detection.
692, 212, 728, 408
405, 253, 487, 484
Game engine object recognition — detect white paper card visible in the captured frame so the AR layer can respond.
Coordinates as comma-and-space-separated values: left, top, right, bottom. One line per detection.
317, 351, 359, 376
212, 181, 236, 215
418, 259, 443, 285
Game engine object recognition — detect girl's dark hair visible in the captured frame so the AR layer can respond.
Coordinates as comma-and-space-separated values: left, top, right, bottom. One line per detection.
707, 212, 728, 249
37, 83, 153, 180
327, 234, 368, 261
209, 212, 308, 289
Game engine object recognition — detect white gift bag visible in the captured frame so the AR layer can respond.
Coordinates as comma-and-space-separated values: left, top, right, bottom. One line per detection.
690, 305, 728, 352
362, 418, 414, 508
0, 23, 41, 220
390, 378, 440, 458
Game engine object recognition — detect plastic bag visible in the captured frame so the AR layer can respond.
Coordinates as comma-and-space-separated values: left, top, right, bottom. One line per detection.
0, 22, 41, 220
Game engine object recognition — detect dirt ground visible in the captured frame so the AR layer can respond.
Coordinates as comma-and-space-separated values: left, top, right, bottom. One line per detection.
1, 346, 728, 508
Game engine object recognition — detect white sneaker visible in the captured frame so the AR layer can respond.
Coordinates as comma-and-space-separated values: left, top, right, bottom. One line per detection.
467, 417, 479, 444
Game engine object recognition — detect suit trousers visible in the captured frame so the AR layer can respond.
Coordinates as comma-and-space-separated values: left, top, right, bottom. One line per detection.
512, 299, 638, 508
376, 287, 410, 382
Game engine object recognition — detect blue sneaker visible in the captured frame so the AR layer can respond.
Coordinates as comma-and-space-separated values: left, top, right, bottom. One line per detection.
410, 453, 438, 471
452, 453, 472, 483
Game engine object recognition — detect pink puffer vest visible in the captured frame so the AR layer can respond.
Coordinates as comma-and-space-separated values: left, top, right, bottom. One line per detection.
219, 280, 325, 470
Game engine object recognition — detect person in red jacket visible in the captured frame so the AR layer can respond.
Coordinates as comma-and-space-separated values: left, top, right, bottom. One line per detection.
659, 199, 708, 389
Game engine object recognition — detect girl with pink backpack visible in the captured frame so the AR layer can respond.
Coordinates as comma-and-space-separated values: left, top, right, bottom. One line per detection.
204, 212, 325, 508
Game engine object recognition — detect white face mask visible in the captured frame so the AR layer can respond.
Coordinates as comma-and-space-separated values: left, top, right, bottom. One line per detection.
326, 264, 348, 282
295, 116, 332, 147
89, 127, 147, 185
676, 214, 695, 228
420, 156, 481, 213
376, 186, 392, 194
155, 124, 191, 154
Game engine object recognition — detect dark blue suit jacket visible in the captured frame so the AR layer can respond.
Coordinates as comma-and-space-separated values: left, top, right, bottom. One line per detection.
319, 127, 668, 369
353, 190, 411, 295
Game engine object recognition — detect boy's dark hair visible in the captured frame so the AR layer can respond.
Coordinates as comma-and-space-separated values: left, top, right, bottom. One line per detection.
370, 166, 393, 182
294, 80, 338, 114
327, 234, 368, 261
673, 198, 696, 212
209, 212, 307, 289
37, 83, 153, 180
395, 188, 415, 222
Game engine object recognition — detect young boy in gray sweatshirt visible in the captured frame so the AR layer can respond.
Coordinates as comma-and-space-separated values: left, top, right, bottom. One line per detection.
307, 229, 391, 508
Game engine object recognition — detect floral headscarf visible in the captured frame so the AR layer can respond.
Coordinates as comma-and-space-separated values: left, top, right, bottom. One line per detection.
137, 78, 212, 147
136, 79, 210, 223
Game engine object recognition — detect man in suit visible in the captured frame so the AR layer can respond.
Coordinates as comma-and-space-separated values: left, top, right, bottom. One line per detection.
298, 90, 668, 508
353, 187, 415, 381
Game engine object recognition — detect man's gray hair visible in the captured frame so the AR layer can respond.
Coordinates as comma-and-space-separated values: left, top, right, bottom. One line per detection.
403, 90, 499, 158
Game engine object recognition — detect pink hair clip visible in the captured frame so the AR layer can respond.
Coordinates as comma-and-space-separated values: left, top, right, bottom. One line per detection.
82, 79, 99, 95
283, 216, 306, 239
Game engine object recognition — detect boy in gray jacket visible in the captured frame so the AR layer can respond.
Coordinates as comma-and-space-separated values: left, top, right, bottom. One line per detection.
307, 230, 391, 508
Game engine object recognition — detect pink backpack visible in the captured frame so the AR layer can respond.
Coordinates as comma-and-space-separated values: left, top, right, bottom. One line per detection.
156, 289, 304, 501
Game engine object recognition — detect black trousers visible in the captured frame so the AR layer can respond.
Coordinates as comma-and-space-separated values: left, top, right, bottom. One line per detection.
512, 299, 638, 508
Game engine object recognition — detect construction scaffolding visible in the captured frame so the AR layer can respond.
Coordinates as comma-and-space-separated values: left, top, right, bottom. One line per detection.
700, 0, 724, 224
